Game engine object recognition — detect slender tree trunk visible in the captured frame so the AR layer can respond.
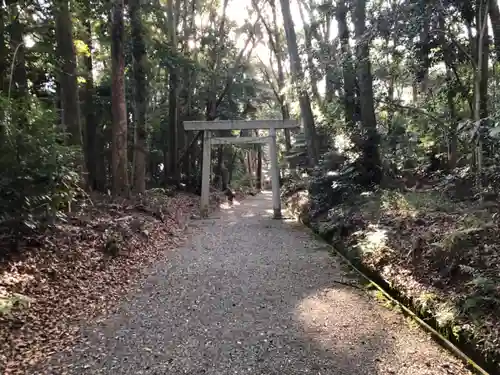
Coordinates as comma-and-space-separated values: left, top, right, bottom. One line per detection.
54, 0, 82, 146
386, 32, 398, 152
353, 0, 382, 184
279, 0, 318, 165
474, 0, 489, 190
0, 5, 5, 143
489, 0, 500, 61
228, 149, 238, 185
180, 0, 197, 177
417, 2, 431, 98
447, 81, 458, 169
325, 39, 342, 103
439, 15, 458, 168
206, 0, 231, 184
479, 9, 490, 119
0, 4, 6, 93
269, 0, 291, 150
214, 145, 224, 188
206, 0, 229, 121
130, 0, 148, 193
336, 0, 358, 127
8, 1, 27, 172
474, 0, 489, 120
256, 144, 262, 190
175, 0, 185, 171
111, 0, 129, 196
297, 1, 321, 106
252, 150, 257, 178
167, 0, 179, 185
246, 151, 253, 188
9, 4, 27, 121
81, 7, 106, 191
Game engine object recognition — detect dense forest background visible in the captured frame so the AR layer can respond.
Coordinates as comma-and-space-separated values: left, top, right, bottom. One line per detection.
3, 0, 500, 230
2, 0, 500, 372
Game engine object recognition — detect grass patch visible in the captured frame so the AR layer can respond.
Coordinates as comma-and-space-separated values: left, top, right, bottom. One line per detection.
416, 292, 439, 315
0, 293, 34, 317
371, 288, 401, 312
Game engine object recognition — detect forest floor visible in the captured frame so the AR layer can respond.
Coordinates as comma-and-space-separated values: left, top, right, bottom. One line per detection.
0, 187, 249, 374
284, 177, 500, 372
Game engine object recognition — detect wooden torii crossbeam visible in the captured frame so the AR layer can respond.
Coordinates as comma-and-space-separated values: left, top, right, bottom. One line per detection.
183, 119, 299, 218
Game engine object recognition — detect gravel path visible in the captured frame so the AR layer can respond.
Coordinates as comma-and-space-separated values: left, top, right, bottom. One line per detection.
47, 192, 472, 375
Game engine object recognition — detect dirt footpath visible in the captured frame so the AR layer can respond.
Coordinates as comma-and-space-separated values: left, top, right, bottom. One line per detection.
46, 192, 471, 374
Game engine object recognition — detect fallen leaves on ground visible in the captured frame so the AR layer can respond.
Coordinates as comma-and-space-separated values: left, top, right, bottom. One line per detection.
0, 189, 242, 374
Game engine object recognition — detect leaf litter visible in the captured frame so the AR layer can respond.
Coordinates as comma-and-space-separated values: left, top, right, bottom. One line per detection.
0, 189, 232, 374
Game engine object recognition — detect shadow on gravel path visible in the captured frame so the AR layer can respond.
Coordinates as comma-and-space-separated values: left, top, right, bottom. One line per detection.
44, 192, 471, 375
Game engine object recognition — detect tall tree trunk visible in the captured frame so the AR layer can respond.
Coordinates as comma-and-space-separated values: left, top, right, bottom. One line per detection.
0, 4, 6, 93
473, 0, 490, 190
166, 0, 179, 185
417, 1, 431, 98
130, 0, 148, 193
474, 0, 489, 120
297, 0, 321, 106
179, 0, 197, 177
325, 39, 342, 104
256, 143, 262, 189
206, 0, 229, 121
9, 5, 26, 100
478, 4, 490, 119
228, 149, 238, 185
447, 79, 458, 169
246, 151, 253, 187
207, 0, 231, 185
111, 0, 129, 196
353, 0, 382, 185
175, 0, 185, 168
54, 0, 82, 146
336, 0, 358, 127
279, 0, 318, 165
439, 15, 458, 168
9, 3, 27, 145
81, 5, 106, 191
489, 0, 500, 61
386, 32, 398, 152
269, 0, 291, 150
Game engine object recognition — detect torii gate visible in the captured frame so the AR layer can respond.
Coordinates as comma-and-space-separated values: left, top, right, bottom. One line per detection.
183, 119, 299, 219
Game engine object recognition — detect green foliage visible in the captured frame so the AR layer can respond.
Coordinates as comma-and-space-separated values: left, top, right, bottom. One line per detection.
0, 96, 82, 236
